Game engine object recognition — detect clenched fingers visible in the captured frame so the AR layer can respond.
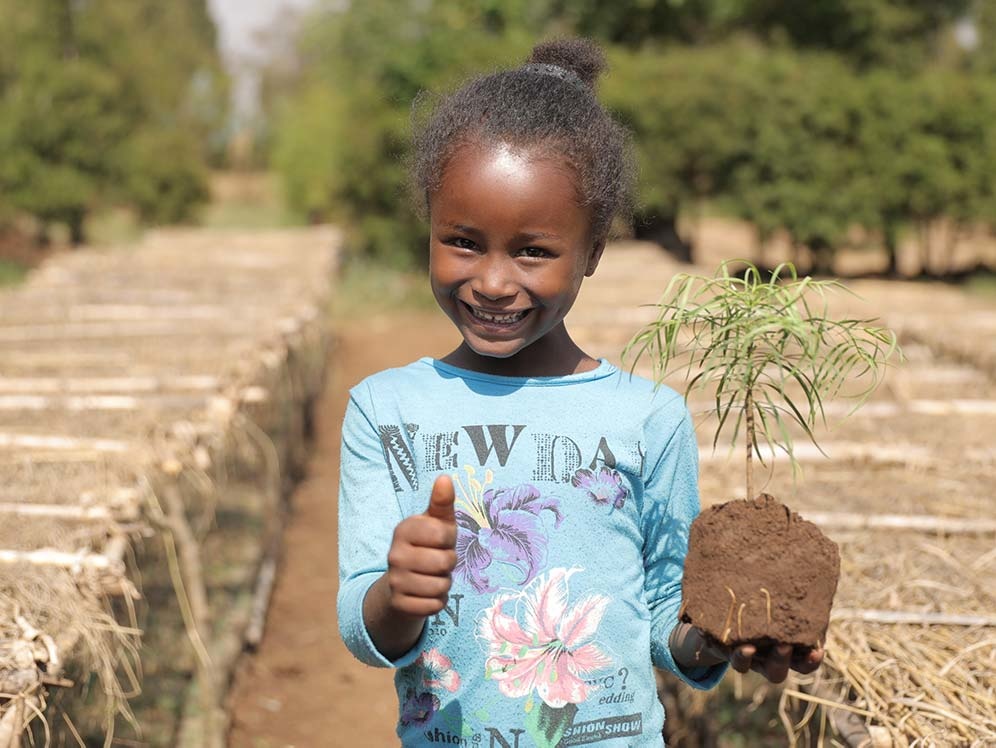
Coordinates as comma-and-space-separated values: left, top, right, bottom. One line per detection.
388, 545, 457, 577
393, 514, 457, 550
391, 592, 450, 618
389, 568, 452, 604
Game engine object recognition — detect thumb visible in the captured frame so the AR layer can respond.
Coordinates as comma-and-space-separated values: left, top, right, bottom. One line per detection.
425, 474, 456, 523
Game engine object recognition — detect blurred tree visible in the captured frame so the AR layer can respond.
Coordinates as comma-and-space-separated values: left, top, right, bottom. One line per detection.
539, 0, 970, 70
266, 0, 994, 276
726, 50, 877, 274
538, 0, 726, 45
271, 0, 535, 267
732, 0, 971, 70
969, 0, 996, 71
603, 41, 763, 260
0, 0, 225, 243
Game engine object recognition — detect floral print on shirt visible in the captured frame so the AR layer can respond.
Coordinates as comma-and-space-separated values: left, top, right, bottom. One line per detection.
572, 466, 629, 512
478, 567, 613, 709
453, 466, 563, 593
399, 648, 461, 727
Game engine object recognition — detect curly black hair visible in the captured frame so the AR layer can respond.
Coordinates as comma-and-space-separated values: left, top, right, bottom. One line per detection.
411, 38, 633, 244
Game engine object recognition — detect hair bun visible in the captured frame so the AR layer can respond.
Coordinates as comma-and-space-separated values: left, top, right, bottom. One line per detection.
527, 38, 606, 90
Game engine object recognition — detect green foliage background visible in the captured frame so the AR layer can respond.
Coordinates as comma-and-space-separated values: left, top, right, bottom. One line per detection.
0, 0, 226, 244
267, 0, 996, 275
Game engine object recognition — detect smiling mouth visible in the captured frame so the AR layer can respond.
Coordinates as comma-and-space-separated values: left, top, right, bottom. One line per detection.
463, 302, 531, 326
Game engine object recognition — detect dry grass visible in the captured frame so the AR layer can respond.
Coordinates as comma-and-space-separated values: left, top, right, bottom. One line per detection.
773, 530, 996, 746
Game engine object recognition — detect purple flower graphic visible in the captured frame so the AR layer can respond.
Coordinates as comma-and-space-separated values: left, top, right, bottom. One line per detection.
453, 467, 563, 593
400, 688, 439, 726
572, 466, 629, 512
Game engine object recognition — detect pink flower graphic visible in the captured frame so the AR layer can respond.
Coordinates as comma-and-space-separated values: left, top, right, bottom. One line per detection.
415, 649, 461, 693
478, 567, 613, 708
572, 466, 628, 512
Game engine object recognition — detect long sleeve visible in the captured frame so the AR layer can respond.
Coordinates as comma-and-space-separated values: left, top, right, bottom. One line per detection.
336, 384, 428, 668
642, 397, 727, 689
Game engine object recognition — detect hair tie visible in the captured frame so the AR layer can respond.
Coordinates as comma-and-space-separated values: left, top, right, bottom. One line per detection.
521, 62, 586, 91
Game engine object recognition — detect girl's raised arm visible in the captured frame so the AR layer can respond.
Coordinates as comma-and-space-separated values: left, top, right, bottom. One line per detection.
337, 385, 429, 667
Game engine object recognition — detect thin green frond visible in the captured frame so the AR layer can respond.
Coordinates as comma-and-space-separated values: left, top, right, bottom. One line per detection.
623, 261, 901, 499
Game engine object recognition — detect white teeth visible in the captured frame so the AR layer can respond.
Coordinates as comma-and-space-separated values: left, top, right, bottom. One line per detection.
469, 306, 528, 324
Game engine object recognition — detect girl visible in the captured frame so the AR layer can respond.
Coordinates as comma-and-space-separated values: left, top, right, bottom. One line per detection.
338, 38, 823, 746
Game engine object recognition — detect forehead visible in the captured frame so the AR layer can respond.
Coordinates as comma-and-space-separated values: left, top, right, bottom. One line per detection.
431, 143, 590, 235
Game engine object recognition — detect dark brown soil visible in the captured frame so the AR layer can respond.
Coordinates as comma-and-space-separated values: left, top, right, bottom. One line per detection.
680, 494, 840, 649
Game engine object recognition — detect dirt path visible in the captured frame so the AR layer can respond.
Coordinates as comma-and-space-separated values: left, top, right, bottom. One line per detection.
227, 311, 459, 747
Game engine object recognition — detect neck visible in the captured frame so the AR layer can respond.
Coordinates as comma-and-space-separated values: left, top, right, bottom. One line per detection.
442, 325, 599, 378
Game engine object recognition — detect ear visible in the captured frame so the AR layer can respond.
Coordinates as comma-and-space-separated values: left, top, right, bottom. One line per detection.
585, 238, 606, 277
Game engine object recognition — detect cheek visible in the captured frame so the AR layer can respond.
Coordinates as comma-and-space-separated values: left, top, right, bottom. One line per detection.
540, 263, 587, 303
429, 252, 461, 298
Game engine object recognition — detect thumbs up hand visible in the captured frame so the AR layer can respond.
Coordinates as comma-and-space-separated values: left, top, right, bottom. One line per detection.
384, 475, 458, 618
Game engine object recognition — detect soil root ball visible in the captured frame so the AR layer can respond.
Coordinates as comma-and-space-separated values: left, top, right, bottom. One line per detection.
680, 494, 840, 648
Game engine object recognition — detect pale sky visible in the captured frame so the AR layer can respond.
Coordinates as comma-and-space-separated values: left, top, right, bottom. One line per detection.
208, 0, 319, 123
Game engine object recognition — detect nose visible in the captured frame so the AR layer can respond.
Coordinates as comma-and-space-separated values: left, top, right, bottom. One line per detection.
472, 253, 516, 302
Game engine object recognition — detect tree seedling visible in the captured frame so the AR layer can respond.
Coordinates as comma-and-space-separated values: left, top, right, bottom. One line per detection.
625, 261, 900, 647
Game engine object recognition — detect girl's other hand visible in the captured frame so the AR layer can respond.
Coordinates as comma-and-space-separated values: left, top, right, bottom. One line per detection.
384, 474, 459, 618
728, 640, 825, 683
669, 622, 825, 684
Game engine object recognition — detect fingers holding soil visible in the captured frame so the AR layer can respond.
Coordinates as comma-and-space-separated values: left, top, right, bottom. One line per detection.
730, 644, 755, 674
791, 644, 825, 675
755, 643, 793, 684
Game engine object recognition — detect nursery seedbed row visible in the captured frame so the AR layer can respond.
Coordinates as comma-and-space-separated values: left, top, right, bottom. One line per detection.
0, 393, 219, 411
0, 320, 284, 343
806, 511, 996, 535
0, 433, 133, 453
688, 398, 996, 419
697, 440, 934, 467
0, 302, 319, 326
0, 374, 221, 393
0, 226, 337, 746
0, 345, 260, 380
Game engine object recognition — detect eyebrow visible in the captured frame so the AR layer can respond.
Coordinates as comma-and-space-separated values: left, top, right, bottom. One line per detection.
444, 223, 562, 242
446, 223, 481, 235
518, 230, 560, 242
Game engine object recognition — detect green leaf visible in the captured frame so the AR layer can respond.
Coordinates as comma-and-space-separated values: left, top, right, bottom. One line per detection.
525, 701, 577, 748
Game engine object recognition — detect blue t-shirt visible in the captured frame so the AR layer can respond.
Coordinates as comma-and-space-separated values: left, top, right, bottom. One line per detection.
337, 358, 725, 746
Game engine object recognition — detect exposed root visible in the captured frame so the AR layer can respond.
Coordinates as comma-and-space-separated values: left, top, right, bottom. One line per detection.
759, 587, 772, 624
721, 586, 737, 644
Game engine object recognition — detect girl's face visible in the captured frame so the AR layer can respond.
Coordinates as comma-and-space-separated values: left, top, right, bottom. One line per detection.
428, 142, 603, 376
